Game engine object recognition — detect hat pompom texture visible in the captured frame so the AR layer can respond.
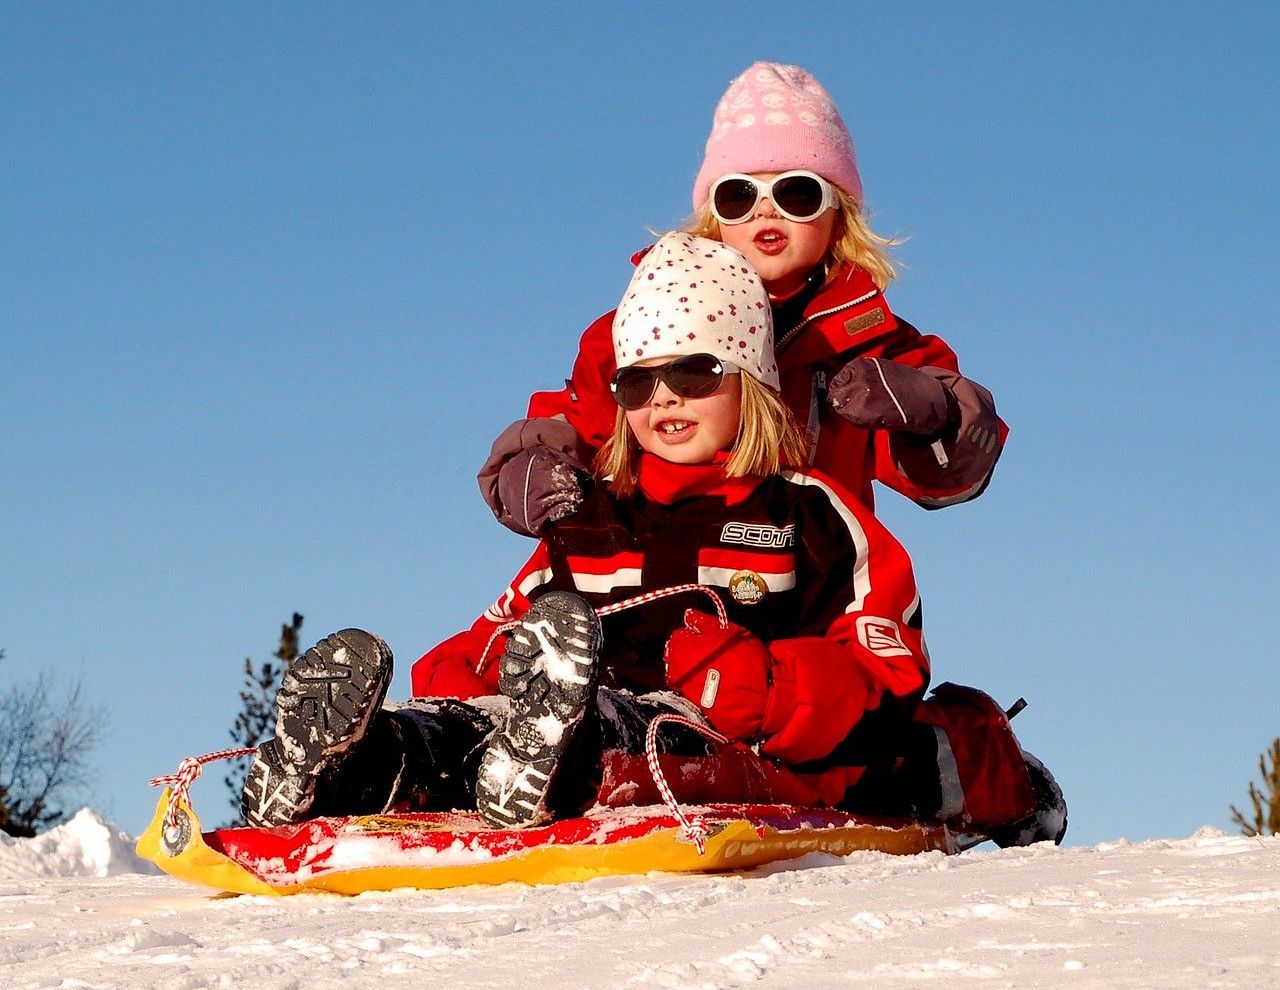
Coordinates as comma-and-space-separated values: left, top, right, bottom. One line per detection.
693, 62, 862, 210
612, 232, 779, 390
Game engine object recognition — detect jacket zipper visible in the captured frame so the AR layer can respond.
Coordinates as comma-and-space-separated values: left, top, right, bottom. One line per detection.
775, 288, 881, 353
782, 288, 880, 466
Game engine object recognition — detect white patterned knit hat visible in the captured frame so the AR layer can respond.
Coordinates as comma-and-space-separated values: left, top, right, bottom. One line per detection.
612, 232, 779, 390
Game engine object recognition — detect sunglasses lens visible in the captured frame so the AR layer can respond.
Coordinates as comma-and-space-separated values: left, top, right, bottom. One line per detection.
772, 174, 827, 220
711, 177, 759, 222
611, 355, 726, 409
611, 366, 658, 409
664, 354, 724, 398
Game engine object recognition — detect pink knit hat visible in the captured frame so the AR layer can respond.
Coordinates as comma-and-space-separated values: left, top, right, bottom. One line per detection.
692, 62, 862, 210
613, 232, 779, 389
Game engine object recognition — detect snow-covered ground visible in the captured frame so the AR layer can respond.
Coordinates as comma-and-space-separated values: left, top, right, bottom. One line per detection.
1, 810, 1277, 989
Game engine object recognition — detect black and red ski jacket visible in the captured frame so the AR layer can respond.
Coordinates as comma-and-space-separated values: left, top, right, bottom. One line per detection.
413, 454, 930, 769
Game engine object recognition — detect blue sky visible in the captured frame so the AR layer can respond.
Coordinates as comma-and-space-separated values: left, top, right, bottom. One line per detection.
2, 3, 1277, 845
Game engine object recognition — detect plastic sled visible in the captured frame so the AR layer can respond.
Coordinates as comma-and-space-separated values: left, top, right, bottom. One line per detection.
136, 789, 965, 896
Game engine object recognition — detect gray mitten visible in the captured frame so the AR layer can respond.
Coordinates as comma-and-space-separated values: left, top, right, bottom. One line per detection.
478, 417, 590, 536
496, 445, 587, 535
827, 357, 956, 437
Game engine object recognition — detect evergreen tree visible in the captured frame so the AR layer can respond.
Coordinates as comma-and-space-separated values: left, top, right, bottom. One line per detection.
223, 614, 303, 825
1230, 737, 1280, 837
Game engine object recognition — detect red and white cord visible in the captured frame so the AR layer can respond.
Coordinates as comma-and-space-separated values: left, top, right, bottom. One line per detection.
644, 713, 729, 855
480, 583, 732, 853
476, 583, 727, 677
149, 746, 256, 831
596, 583, 728, 628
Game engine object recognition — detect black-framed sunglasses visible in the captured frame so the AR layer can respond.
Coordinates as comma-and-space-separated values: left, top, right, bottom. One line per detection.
709, 169, 838, 225
609, 353, 741, 410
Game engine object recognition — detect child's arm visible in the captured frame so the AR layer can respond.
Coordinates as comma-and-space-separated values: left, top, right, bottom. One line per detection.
762, 477, 931, 763
477, 310, 618, 536
409, 544, 556, 698
525, 309, 620, 452
830, 321, 1007, 508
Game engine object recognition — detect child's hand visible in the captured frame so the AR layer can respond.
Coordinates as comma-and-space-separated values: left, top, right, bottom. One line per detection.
478, 417, 590, 536
828, 357, 956, 437
496, 445, 587, 535
663, 610, 773, 741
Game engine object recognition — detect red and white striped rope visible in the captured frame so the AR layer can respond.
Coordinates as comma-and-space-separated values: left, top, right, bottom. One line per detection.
596, 583, 727, 627
474, 583, 727, 677
644, 713, 728, 855
475, 620, 521, 677
148, 746, 256, 831
478, 584, 732, 851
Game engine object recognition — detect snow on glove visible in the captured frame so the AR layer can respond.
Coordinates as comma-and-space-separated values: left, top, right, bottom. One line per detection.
495, 445, 588, 535
478, 417, 590, 536
663, 610, 774, 741
828, 357, 957, 437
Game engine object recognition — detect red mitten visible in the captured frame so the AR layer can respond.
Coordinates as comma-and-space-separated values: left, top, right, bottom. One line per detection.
410, 628, 498, 699
663, 610, 773, 740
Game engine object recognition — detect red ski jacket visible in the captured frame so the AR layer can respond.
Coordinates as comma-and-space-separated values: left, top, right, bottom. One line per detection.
524, 259, 1007, 511
413, 454, 930, 771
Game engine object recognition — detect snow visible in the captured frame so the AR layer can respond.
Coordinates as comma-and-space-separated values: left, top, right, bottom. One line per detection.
2, 810, 1278, 989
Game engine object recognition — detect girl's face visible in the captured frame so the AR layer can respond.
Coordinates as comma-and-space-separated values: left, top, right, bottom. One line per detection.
625, 359, 741, 465
716, 172, 837, 298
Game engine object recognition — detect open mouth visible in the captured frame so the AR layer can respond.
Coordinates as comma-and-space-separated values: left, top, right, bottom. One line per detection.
655, 419, 695, 440
753, 228, 788, 254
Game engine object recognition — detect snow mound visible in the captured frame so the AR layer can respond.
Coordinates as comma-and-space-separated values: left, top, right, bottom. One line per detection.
0, 807, 159, 879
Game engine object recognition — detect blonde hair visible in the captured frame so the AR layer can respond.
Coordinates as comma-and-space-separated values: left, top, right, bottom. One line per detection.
597, 372, 809, 495
684, 187, 898, 290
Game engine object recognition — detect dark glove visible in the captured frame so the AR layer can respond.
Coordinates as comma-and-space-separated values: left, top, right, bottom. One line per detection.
495, 445, 587, 535
828, 357, 957, 437
663, 610, 775, 741
478, 418, 590, 536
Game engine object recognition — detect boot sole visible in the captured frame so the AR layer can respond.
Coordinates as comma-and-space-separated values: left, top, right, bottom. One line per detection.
476, 592, 601, 828
241, 628, 393, 827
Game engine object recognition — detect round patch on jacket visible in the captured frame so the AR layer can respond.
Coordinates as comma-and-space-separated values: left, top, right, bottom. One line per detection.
729, 569, 767, 605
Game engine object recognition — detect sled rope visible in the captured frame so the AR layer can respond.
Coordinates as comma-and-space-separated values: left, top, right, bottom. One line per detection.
476, 583, 728, 675
149, 747, 256, 832
474, 584, 734, 852
476, 620, 523, 676
644, 714, 729, 855
595, 583, 728, 626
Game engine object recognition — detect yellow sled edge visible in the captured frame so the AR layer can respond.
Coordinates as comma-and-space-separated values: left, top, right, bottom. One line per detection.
137, 790, 282, 897
137, 792, 956, 897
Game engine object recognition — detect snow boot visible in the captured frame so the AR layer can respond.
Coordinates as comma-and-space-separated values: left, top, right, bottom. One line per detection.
241, 628, 394, 828
988, 752, 1068, 847
475, 591, 602, 828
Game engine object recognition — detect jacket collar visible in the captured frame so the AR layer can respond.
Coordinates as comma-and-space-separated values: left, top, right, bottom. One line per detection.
775, 263, 899, 365
636, 452, 760, 506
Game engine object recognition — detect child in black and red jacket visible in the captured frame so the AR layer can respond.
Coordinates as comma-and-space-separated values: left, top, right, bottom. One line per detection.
241, 234, 1064, 846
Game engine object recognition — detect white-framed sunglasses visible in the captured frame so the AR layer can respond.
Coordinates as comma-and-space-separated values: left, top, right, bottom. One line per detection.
709, 170, 839, 225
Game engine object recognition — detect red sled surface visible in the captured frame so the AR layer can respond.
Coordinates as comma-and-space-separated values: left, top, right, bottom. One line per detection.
137, 791, 964, 896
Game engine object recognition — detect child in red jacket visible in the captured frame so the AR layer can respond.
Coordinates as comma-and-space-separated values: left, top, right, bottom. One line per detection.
480, 62, 1006, 537
241, 234, 1063, 845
